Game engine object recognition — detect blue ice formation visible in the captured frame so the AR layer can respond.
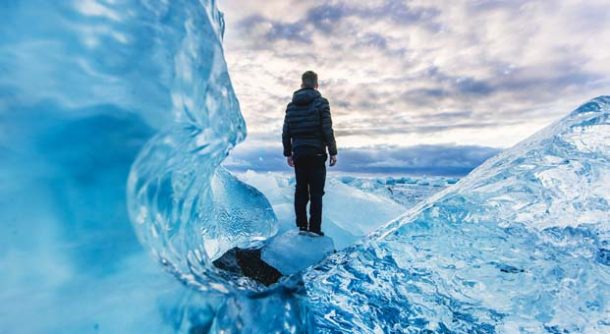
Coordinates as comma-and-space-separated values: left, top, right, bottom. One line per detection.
304, 96, 610, 333
2, 0, 610, 332
0, 0, 277, 295
121, 0, 277, 291
1, 1, 254, 331
261, 230, 335, 275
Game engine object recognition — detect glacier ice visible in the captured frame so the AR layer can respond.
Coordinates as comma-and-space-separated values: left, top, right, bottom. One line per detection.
0, 0, 279, 330
210, 229, 336, 285
233, 171, 412, 250
304, 96, 610, 333
2, 0, 610, 332
1, 1, 436, 330
261, 230, 335, 275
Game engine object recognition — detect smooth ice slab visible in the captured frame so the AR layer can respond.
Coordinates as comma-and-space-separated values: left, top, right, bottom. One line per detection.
261, 230, 335, 275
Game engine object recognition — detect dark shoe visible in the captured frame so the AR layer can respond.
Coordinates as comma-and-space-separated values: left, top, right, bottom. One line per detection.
298, 226, 307, 232
309, 230, 324, 237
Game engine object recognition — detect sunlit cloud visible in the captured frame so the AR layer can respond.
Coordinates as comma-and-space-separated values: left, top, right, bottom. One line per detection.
220, 0, 610, 173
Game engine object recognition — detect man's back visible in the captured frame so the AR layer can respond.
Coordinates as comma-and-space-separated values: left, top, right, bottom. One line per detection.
282, 88, 337, 158
281, 71, 337, 235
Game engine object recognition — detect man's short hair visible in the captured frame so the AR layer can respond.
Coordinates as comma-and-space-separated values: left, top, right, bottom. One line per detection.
301, 71, 318, 88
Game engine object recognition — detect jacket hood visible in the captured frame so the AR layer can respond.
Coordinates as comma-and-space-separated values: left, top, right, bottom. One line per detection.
292, 88, 321, 105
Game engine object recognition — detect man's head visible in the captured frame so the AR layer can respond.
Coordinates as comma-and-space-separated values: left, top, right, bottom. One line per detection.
301, 70, 318, 89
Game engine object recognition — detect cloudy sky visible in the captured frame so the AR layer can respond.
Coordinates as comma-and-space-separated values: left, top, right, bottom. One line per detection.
220, 0, 610, 175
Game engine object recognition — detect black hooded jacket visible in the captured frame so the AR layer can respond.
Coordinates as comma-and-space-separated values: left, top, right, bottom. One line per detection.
282, 88, 337, 157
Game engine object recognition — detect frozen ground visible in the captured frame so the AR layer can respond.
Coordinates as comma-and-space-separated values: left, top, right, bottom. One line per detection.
232, 170, 455, 250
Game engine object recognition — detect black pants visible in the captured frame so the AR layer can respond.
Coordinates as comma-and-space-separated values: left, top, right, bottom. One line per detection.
294, 153, 327, 233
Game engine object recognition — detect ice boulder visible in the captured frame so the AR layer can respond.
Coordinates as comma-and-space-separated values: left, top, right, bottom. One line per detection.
212, 230, 335, 286
261, 230, 335, 275
305, 96, 610, 333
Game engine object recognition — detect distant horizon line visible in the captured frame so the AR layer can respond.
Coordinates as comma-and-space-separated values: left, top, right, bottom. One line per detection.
225, 164, 477, 177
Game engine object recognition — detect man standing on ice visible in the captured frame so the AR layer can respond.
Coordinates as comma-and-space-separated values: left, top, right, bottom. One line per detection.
282, 71, 338, 236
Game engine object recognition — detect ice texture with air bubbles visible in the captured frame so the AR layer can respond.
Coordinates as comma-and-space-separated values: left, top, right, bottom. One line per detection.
304, 96, 610, 333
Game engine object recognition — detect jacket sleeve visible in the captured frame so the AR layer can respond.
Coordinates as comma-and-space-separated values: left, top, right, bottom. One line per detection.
282, 108, 292, 157
319, 98, 338, 156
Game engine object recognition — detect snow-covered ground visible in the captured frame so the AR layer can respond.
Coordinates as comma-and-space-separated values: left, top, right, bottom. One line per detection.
234, 170, 455, 249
